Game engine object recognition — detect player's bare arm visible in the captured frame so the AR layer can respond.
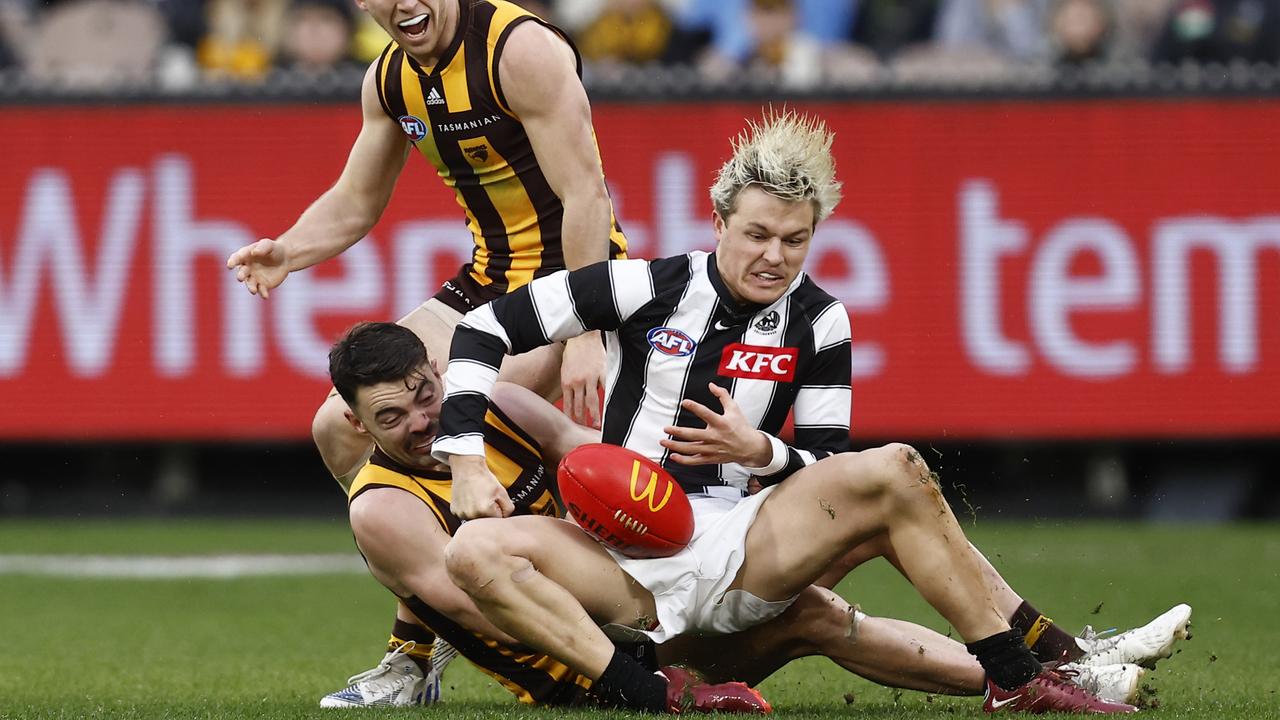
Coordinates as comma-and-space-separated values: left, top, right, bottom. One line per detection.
349, 486, 519, 644
490, 382, 600, 463
445, 386, 597, 520
225, 61, 411, 298
499, 21, 611, 426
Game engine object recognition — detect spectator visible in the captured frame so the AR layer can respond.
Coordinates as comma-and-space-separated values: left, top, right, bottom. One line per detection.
197, 0, 287, 81
26, 0, 168, 87
277, 0, 360, 75
1152, 0, 1280, 64
1047, 0, 1114, 65
698, 0, 824, 88
576, 0, 675, 68
845, 0, 939, 60
677, 0, 857, 63
935, 0, 1050, 61
1110, 0, 1177, 60
0, 0, 30, 70
350, 11, 390, 63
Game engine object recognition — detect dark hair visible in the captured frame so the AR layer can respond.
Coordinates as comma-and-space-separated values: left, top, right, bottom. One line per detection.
329, 322, 429, 407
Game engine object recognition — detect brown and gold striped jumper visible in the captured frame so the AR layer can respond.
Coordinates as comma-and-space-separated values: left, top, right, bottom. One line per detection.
347, 402, 594, 706
374, 0, 627, 307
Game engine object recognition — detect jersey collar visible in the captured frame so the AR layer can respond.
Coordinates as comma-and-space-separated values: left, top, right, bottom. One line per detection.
405, 0, 470, 77
370, 447, 452, 481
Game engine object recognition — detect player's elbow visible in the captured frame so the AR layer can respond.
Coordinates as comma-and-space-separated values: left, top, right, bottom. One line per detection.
560, 175, 609, 214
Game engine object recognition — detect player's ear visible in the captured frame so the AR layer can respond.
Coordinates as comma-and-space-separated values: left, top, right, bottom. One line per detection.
345, 409, 368, 436
712, 210, 727, 242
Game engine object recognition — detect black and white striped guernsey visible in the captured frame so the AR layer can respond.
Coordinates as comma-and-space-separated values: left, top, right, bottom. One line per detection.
434, 250, 853, 492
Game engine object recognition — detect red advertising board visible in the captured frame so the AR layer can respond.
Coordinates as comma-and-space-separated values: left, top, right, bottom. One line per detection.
1, 100, 1278, 439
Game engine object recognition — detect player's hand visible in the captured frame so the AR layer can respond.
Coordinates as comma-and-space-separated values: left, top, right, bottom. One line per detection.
560, 332, 604, 428
225, 238, 291, 299
449, 454, 515, 519
660, 383, 772, 467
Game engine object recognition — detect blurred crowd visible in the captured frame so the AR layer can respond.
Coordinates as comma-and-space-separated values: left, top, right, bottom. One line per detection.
0, 0, 1278, 92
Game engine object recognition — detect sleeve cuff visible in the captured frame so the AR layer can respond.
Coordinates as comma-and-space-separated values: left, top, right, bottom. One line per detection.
739, 432, 788, 476
430, 435, 486, 465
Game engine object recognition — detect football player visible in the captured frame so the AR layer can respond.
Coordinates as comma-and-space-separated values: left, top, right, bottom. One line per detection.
436, 111, 1189, 713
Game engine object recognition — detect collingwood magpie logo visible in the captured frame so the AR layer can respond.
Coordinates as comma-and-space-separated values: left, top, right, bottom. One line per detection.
754, 310, 780, 334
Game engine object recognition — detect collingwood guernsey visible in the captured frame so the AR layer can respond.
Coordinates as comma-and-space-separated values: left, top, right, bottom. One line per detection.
435, 251, 852, 491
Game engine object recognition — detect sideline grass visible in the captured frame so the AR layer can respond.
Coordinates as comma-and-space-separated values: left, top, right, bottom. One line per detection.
0, 520, 1276, 719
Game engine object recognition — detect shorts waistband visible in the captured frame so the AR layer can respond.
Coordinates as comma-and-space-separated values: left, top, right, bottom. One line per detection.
433, 265, 507, 314
684, 485, 747, 500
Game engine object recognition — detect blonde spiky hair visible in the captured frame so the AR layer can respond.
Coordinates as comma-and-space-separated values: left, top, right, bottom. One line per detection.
710, 108, 842, 224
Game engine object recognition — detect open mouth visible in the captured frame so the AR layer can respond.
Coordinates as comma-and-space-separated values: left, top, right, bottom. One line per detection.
398, 13, 430, 39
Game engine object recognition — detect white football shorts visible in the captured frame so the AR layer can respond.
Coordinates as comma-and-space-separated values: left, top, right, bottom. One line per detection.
605, 484, 796, 644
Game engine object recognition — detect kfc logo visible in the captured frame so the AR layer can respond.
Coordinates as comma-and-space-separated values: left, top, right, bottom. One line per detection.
719, 343, 799, 382
647, 327, 697, 356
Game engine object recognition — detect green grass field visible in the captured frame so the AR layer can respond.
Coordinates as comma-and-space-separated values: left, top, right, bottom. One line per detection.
1, 520, 1276, 719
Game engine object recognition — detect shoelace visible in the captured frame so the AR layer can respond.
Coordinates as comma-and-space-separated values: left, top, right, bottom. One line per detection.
343, 641, 419, 691
1040, 668, 1094, 700
1079, 625, 1119, 643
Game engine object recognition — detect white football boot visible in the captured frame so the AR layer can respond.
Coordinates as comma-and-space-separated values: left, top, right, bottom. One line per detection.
319, 639, 458, 708
1075, 603, 1192, 668
1060, 662, 1145, 704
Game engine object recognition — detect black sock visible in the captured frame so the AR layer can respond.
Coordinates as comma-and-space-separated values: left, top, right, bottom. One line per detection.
967, 629, 1042, 691
390, 618, 437, 673
594, 649, 668, 712
1009, 601, 1084, 663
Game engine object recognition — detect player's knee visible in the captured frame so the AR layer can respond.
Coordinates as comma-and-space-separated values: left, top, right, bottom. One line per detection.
787, 586, 861, 654
835, 443, 934, 513
444, 521, 510, 594
875, 443, 950, 514
832, 449, 896, 504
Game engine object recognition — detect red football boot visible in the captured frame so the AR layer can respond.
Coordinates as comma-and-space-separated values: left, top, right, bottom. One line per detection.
660, 666, 772, 714
983, 668, 1138, 714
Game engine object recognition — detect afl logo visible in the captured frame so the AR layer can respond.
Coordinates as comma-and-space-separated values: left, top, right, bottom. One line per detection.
647, 327, 696, 357
398, 115, 428, 142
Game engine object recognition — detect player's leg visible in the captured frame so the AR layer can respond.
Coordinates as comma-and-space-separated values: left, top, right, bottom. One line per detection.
819, 532, 1189, 669
319, 601, 453, 708
735, 445, 1137, 711
326, 489, 465, 708
738, 445, 1008, 642
446, 516, 770, 713
659, 585, 982, 694
446, 515, 657, 676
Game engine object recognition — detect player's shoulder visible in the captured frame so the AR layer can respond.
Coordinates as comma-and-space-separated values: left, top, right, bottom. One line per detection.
492, 4, 571, 64
791, 274, 842, 313
791, 275, 850, 336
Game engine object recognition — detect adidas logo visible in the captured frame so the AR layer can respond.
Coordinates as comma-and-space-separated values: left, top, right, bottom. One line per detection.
426, 88, 445, 105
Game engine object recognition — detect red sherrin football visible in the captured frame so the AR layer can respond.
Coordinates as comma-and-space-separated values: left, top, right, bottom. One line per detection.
558, 443, 694, 558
